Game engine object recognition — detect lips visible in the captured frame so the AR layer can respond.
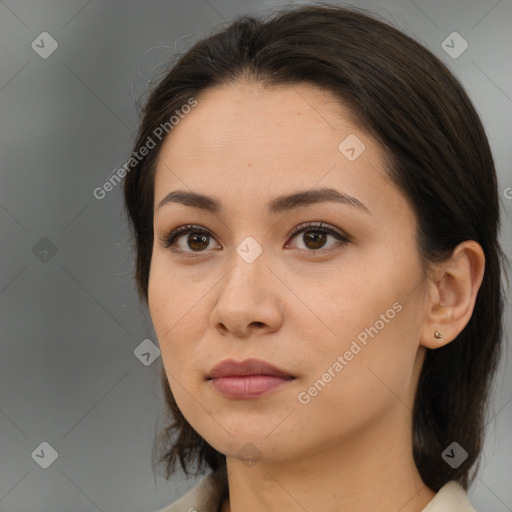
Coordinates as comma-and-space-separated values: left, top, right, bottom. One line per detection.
207, 358, 295, 379
207, 358, 296, 399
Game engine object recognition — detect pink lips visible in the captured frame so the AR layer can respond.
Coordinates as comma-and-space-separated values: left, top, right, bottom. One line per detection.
207, 358, 295, 398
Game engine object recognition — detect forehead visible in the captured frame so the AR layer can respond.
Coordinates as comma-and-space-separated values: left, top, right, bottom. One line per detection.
150, 81, 415, 229
161, 81, 357, 146
154, 81, 384, 183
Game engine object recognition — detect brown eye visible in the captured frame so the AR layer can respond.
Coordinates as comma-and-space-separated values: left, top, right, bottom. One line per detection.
186, 232, 210, 251
300, 231, 328, 250
158, 225, 219, 253
287, 222, 349, 252
158, 221, 349, 258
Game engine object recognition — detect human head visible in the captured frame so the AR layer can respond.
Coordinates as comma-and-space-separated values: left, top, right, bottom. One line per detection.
122, 4, 504, 492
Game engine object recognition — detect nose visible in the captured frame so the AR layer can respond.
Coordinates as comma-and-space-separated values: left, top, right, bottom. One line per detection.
209, 253, 284, 338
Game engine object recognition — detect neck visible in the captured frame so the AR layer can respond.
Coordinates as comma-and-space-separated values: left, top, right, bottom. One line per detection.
220, 407, 436, 512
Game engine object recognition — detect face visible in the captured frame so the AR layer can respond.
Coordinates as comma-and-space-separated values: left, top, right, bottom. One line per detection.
148, 81, 429, 463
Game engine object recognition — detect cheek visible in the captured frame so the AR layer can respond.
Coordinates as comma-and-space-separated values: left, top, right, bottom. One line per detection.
148, 255, 213, 381
292, 307, 421, 448
148, 257, 186, 369
301, 254, 423, 406
148, 252, 194, 335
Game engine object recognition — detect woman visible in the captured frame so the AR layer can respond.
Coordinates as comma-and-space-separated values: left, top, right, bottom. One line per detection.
122, 5, 505, 512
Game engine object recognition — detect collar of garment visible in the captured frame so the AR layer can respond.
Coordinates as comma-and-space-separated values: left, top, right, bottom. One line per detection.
155, 464, 477, 512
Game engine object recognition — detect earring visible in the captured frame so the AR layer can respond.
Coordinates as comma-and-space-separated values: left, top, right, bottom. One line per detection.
434, 330, 442, 339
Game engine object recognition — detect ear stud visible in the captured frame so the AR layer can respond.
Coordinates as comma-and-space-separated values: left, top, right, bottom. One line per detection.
434, 330, 443, 339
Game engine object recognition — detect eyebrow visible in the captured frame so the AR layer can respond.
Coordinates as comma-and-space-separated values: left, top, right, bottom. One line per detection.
156, 187, 371, 215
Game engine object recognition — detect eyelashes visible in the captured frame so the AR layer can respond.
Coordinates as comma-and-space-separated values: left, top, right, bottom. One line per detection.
158, 224, 213, 253
157, 221, 350, 257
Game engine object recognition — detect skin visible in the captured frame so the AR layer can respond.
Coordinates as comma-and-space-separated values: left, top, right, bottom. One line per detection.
148, 81, 485, 512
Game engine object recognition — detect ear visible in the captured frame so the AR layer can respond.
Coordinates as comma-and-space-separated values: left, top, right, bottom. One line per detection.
420, 240, 485, 349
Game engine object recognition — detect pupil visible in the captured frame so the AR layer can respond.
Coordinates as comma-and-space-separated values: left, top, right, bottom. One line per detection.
305, 231, 326, 249
189, 233, 208, 251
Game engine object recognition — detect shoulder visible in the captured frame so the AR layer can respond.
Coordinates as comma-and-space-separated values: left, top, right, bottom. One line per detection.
151, 465, 228, 512
421, 481, 477, 512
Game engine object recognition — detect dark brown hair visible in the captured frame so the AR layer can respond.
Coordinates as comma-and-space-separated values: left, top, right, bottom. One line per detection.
122, 4, 505, 492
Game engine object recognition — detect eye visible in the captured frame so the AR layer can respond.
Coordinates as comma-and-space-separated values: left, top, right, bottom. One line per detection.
158, 224, 220, 257
158, 221, 349, 257
286, 221, 349, 253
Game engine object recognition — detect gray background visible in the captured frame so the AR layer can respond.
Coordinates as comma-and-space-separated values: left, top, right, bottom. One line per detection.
0, 0, 511, 511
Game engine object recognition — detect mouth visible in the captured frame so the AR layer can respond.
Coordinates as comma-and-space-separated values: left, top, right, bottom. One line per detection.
207, 358, 296, 399
207, 357, 295, 379
209, 375, 296, 398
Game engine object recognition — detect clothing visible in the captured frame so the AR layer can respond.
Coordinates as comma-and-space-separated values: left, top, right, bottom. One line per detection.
152, 464, 477, 512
